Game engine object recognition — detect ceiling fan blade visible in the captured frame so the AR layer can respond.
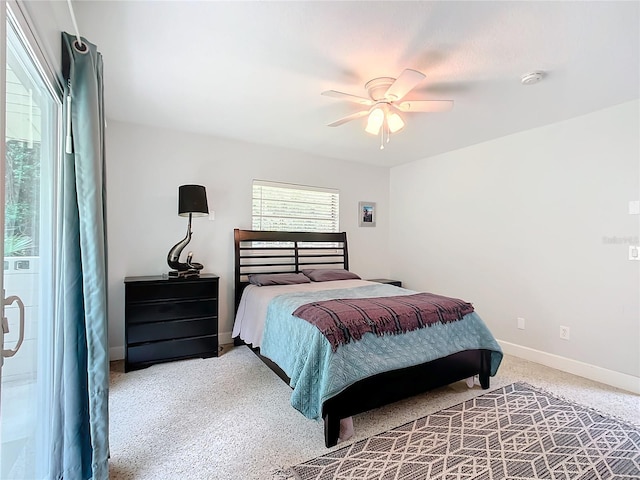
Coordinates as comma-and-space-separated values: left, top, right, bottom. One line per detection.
396, 100, 454, 113
321, 90, 373, 106
384, 69, 426, 101
327, 110, 369, 127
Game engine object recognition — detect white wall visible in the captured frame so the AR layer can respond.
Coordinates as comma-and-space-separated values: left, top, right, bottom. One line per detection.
20, 0, 639, 388
20, 0, 71, 82
106, 121, 391, 357
390, 100, 640, 381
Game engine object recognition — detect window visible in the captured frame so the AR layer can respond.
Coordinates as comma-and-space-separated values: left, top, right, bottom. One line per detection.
252, 180, 339, 232
1, 4, 61, 478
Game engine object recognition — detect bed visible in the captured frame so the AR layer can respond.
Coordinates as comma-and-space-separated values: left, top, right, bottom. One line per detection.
232, 228, 503, 447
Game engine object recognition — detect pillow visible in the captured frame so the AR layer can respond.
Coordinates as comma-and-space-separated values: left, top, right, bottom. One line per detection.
302, 268, 361, 282
248, 272, 311, 286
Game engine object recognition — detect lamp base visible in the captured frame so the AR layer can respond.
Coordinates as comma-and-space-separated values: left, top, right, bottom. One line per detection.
167, 269, 201, 279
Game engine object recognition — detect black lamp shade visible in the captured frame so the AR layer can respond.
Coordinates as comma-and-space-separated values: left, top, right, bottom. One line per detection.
178, 184, 209, 217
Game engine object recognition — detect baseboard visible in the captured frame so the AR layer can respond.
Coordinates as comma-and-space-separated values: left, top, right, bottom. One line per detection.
109, 331, 234, 362
109, 345, 125, 361
219, 330, 233, 346
110, 335, 639, 393
497, 340, 640, 395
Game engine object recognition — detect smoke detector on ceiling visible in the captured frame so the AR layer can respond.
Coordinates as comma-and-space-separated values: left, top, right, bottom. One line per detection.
521, 71, 545, 85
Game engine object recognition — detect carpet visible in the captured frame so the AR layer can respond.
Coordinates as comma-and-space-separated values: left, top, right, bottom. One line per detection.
290, 382, 640, 480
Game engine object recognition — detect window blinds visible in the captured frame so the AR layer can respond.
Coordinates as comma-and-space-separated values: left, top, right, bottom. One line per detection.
252, 180, 339, 232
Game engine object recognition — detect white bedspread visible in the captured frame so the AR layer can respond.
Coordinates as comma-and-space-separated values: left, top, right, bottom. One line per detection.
232, 279, 377, 347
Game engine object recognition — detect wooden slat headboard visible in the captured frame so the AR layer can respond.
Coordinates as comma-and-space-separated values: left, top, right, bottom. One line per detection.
234, 229, 349, 310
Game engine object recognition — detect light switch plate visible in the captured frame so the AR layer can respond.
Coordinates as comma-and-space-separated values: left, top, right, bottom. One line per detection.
629, 200, 640, 215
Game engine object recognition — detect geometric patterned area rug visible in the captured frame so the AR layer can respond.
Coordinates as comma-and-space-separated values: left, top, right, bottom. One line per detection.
290, 382, 640, 479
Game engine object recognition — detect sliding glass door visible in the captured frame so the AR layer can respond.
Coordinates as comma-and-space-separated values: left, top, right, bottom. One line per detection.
1, 6, 60, 479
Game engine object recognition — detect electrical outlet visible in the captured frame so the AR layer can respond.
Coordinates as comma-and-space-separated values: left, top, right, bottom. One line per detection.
517, 317, 525, 330
560, 326, 570, 340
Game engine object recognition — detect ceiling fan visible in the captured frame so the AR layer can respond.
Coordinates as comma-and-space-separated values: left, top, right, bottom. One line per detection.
322, 69, 453, 149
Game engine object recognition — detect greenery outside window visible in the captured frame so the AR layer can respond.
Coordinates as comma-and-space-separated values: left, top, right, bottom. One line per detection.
5, 63, 41, 257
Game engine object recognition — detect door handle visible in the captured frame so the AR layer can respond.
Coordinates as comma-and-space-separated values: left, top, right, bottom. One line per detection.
2, 295, 25, 358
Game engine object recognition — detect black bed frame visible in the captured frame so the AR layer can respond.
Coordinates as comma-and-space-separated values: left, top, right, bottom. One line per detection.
233, 228, 491, 447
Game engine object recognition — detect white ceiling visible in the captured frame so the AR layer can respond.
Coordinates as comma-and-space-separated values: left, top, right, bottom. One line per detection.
71, 1, 639, 167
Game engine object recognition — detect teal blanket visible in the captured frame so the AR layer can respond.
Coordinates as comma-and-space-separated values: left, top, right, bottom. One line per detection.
260, 284, 503, 420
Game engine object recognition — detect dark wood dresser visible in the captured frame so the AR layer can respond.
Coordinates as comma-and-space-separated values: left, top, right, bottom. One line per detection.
367, 278, 402, 287
124, 274, 219, 372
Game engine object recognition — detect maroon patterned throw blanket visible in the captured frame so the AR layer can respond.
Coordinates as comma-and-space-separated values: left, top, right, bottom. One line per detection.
292, 292, 474, 351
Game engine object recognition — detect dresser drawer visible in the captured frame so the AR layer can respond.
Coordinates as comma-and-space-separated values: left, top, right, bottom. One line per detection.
127, 317, 216, 344
126, 298, 217, 324
126, 279, 217, 302
127, 335, 218, 366
124, 274, 220, 372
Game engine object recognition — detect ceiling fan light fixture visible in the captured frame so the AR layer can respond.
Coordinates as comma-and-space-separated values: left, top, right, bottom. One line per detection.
322, 68, 452, 147
387, 112, 405, 133
365, 107, 384, 135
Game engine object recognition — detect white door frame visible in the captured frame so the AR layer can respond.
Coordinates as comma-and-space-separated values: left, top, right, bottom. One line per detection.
1, 0, 8, 390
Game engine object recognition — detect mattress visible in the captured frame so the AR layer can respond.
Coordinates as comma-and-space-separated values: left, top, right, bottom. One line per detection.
233, 280, 503, 419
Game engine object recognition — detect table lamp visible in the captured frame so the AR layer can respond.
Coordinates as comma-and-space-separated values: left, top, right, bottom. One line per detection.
167, 184, 209, 278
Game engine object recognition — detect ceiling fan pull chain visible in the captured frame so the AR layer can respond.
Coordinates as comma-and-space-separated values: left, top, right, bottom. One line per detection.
380, 127, 384, 150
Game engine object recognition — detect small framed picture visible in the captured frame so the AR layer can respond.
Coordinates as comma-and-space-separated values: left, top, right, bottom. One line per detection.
358, 201, 376, 227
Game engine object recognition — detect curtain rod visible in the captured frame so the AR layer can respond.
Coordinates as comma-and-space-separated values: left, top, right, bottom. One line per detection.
66, 0, 86, 51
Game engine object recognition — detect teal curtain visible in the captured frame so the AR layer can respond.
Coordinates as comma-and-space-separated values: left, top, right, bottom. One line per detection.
51, 32, 109, 480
